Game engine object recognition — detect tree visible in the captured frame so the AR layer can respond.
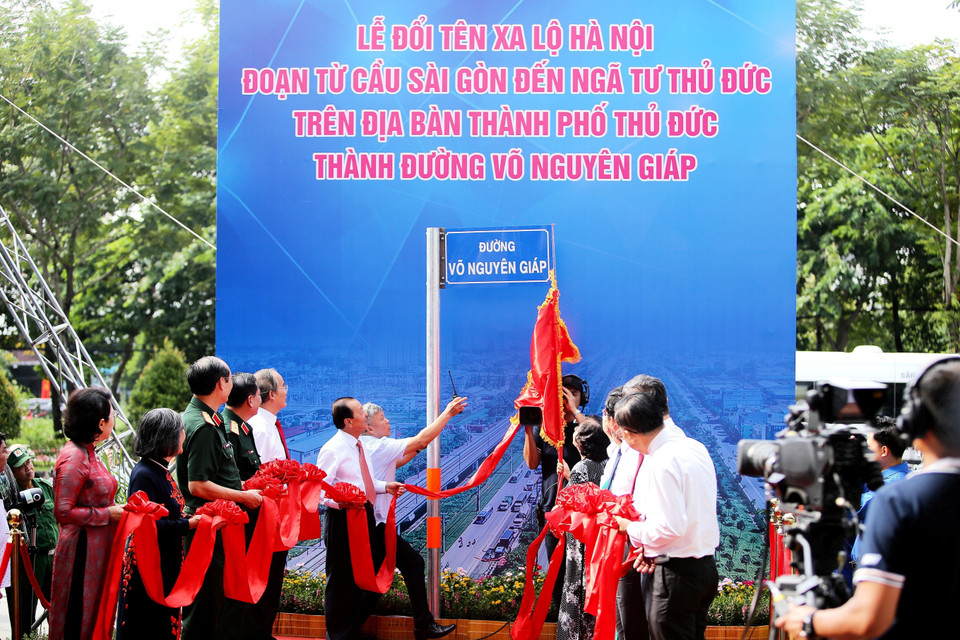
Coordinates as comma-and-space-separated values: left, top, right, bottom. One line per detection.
0, 0, 218, 416
847, 45, 960, 348
796, 0, 958, 352
0, 369, 22, 439
0, 0, 163, 426
126, 339, 191, 425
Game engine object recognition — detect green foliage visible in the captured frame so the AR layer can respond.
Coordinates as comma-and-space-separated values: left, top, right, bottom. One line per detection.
19, 416, 59, 473
127, 340, 191, 423
0, 0, 218, 402
796, 0, 960, 351
280, 568, 759, 626
707, 579, 770, 626
280, 568, 326, 614
0, 369, 21, 439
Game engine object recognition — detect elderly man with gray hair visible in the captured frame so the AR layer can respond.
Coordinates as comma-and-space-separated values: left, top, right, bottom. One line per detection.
360, 396, 467, 640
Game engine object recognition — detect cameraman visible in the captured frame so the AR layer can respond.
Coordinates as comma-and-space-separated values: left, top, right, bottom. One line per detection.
6, 444, 57, 631
776, 357, 960, 639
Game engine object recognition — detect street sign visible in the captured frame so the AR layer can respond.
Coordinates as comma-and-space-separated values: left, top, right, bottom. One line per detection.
443, 227, 553, 285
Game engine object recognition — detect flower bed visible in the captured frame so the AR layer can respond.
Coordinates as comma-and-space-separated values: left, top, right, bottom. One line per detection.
280, 569, 769, 626
710, 579, 771, 626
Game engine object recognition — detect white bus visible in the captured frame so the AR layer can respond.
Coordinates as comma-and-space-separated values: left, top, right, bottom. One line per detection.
796, 346, 950, 416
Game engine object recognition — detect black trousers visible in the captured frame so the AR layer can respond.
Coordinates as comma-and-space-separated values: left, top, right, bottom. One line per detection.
616, 568, 650, 640
240, 504, 289, 639
641, 556, 718, 640
182, 533, 223, 640
375, 523, 434, 628
324, 505, 383, 640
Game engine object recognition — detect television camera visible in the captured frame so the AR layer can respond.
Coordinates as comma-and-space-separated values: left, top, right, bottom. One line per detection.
737, 380, 886, 610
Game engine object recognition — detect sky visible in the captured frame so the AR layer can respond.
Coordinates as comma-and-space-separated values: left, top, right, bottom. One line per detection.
86, 0, 960, 61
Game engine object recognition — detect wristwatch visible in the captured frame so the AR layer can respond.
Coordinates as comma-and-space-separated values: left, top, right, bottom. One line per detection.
798, 612, 817, 639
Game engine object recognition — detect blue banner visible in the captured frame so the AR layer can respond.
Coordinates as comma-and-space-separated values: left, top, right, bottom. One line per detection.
218, 0, 796, 580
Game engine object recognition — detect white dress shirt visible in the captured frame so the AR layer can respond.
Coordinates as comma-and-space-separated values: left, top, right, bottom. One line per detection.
600, 417, 683, 492
360, 435, 411, 524
316, 429, 387, 509
603, 441, 641, 496
249, 407, 287, 463
625, 426, 719, 559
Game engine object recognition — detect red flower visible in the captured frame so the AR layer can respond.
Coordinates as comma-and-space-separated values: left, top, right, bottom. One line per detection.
259, 459, 303, 483
195, 499, 249, 524
327, 482, 367, 507
299, 463, 328, 483
243, 474, 287, 500
124, 490, 170, 518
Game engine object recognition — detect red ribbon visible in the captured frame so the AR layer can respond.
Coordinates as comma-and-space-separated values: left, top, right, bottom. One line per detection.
538, 485, 641, 640
319, 481, 398, 593
0, 540, 11, 592
298, 463, 326, 540
93, 491, 173, 640
510, 525, 565, 640
209, 498, 277, 603
404, 417, 523, 499
16, 540, 51, 609
246, 460, 303, 550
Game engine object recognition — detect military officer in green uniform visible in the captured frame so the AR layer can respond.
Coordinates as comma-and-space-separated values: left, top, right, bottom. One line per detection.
178, 356, 263, 640
224, 372, 275, 640
223, 372, 263, 482
7, 444, 57, 632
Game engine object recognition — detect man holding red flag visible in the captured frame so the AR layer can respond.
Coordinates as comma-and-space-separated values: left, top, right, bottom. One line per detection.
514, 272, 583, 608
523, 376, 588, 551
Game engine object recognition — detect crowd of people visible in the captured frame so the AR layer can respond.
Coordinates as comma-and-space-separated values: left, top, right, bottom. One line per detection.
2, 354, 957, 640
524, 373, 720, 640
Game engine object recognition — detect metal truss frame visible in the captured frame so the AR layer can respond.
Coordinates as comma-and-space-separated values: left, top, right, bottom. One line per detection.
0, 205, 135, 480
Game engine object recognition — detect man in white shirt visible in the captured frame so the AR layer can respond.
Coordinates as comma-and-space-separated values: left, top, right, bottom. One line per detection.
360, 396, 466, 640
607, 374, 684, 640
246, 368, 292, 639
249, 368, 289, 464
317, 397, 404, 640
613, 392, 719, 640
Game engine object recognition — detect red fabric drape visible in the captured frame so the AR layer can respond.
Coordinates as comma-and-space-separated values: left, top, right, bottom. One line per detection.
404, 418, 523, 499
513, 272, 581, 448
317, 481, 398, 593
509, 525, 565, 640
17, 540, 52, 609
541, 484, 642, 640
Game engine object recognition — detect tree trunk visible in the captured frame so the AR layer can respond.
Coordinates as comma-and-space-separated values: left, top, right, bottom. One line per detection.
890, 270, 904, 352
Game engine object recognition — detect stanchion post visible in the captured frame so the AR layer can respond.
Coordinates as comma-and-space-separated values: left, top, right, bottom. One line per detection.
425, 227, 442, 616
9, 509, 22, 640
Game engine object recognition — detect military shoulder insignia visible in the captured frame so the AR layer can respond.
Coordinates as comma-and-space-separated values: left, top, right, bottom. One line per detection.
230, 420, 240, 436
202, 412, 216, 426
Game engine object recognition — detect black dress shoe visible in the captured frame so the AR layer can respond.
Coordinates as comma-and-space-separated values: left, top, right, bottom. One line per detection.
413, 622, 456, 640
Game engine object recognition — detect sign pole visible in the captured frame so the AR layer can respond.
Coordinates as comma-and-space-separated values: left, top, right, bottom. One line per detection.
425, 227, 442, 616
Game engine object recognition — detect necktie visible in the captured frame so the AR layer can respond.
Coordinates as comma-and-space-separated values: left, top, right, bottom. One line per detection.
631, 454, 645, 493
601, 448, 622, 490
356, 440, 376, 504
275, 418, 290, 459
